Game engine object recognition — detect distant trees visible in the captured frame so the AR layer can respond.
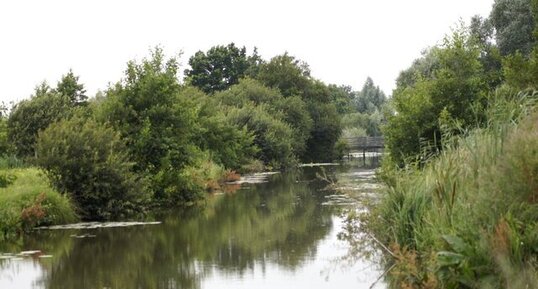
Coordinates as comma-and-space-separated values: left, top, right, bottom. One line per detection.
355, 77, 386, 114
338, 77, 386, 142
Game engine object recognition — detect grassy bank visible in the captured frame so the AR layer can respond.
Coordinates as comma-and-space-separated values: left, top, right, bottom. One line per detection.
369, 93, 538, 288
0, 168, 76, 239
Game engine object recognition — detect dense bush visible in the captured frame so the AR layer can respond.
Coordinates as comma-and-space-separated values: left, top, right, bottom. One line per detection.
383, 28, 489, 165
212, 78, 311, 166
0, 168, 76, 238
35, 117, 149, 220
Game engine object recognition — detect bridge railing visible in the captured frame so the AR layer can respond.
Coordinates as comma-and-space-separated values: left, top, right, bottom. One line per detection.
343, 136, 384, 150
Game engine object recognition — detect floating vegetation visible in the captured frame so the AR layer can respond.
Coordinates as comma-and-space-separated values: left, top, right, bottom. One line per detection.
35, 221, 162, 230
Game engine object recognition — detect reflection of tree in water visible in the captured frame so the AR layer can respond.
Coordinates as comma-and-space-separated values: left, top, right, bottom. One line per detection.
21, 170, 337, 289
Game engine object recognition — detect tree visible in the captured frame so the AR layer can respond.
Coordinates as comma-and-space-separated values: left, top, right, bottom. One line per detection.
36, 116, 149, 220
56, 69, 87, 105
327, 84, 355, 115
256, 53, 311, 98
490, 0, 535, 56
97, 48, 215, 204
256, 55, 342, 162
396, 48, 440, 88
8, 84, 73, 158
384, 28, 489, 165
355, 77, 386, 114
185, 43, 255, 93
212, 78, 309, 168
470, 15, 504, 89
501, 0, 538, 90
181, 86, 258, 170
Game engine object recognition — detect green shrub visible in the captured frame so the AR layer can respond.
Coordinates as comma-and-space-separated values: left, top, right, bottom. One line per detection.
35, 117, 150, 220
0, 168, 76, 238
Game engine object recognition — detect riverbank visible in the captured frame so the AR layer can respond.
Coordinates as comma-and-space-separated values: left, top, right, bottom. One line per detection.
0, 168, 76, 239
369, 105, 538, 287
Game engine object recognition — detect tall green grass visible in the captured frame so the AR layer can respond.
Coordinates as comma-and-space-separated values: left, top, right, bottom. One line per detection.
0, 167, 76, 239
371, 90, 538, 288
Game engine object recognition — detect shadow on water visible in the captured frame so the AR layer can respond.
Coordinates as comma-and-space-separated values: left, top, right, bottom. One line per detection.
0, 158, 385, 289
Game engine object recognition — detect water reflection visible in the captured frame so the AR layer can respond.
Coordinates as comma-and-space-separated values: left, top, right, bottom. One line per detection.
0, 165, 384, 289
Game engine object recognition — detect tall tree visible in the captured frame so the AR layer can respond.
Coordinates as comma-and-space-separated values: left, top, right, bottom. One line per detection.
256, 54, 342, 162
355, 77, 386, 114
56, 69, 87, 105
185, 43, 254, 93
490, 0, 535, 56
8, 80, 76, 158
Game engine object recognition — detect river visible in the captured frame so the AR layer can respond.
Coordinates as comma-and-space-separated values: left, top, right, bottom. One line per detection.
0, 159, 385, 289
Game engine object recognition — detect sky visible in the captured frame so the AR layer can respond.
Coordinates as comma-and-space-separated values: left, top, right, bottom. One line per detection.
0, 0, 494, 104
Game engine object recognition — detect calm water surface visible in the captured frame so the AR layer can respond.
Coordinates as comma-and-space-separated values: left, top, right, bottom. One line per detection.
0, 160, 385, 289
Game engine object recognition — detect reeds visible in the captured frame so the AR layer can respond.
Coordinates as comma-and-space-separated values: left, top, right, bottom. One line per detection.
370, 90, 538, 288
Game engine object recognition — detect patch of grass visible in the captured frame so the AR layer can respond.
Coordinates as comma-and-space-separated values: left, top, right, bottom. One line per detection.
0, 167, 76, 239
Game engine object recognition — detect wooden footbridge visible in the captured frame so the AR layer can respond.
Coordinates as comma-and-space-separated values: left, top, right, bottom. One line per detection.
342, 136, 384, 161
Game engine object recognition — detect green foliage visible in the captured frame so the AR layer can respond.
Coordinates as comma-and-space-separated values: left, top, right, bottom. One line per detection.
8, 85, 74, 158
181, 86, 258, 170
371, 91, 538, 288
55, 69, 87, 105
97, 48, 209, 203
355, 77, 386, 114
384, 27, 489, 165
327, 84, 355, 114
0, 104, 11, 157
214, 79, 296, 168
503, 49, 538, 90
0, 168, 76, 239
257, 53, 311, 98
213, 78, 313, 162
0, 173, 16, 188
338, 77, 386, 147
35, 116, 149, 220
257, 55, 343, 162
396, 48, 441, 88
185, 43, 259, 93
490, 0, 536, 56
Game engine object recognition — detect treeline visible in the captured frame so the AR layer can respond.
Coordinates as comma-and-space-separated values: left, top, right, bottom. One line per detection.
365, 0, 538, 288
0, 45, 382, 221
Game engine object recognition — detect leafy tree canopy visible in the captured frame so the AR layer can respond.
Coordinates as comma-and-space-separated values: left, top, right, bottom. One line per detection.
185, 43, 261, 94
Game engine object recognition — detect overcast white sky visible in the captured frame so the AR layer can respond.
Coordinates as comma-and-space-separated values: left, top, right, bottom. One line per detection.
0, 0, 494, 104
